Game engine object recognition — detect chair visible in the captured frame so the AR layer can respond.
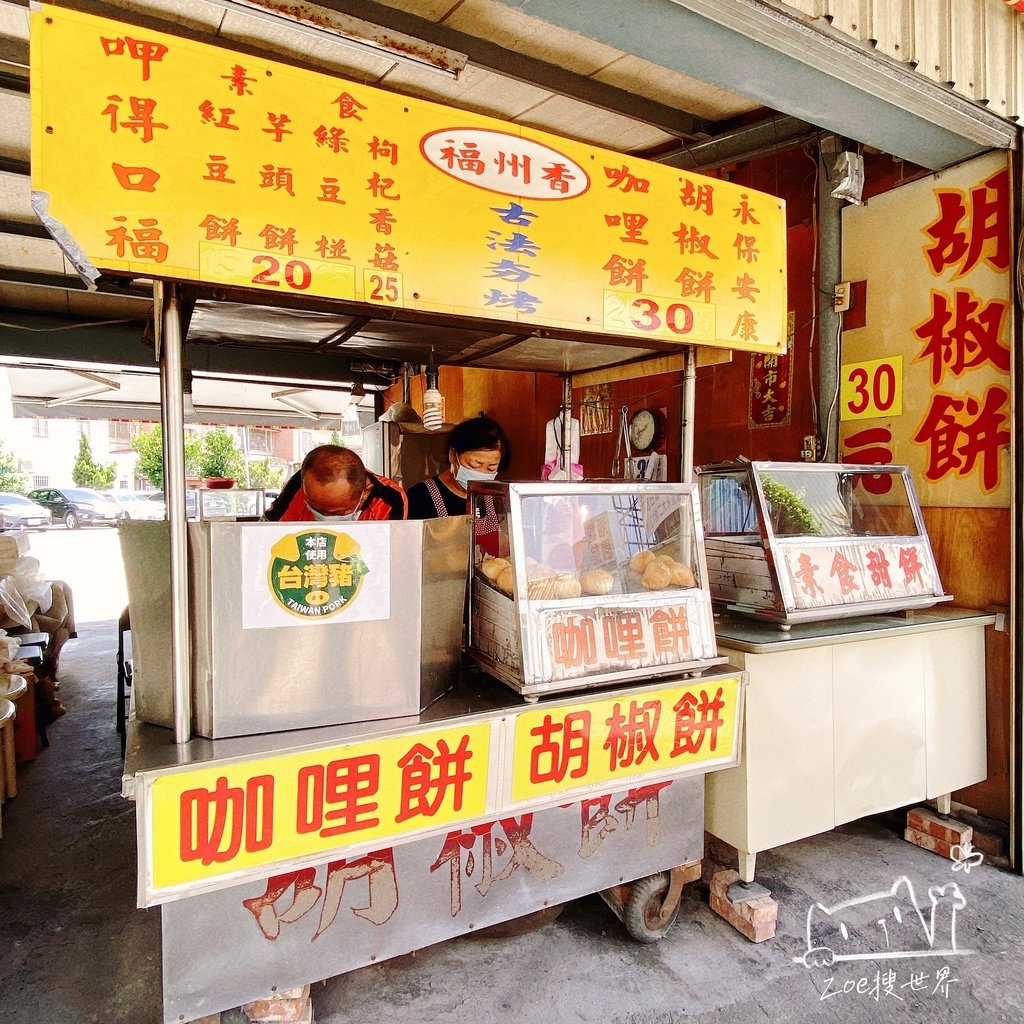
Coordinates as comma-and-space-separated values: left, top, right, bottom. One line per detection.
116, 607, 133, 757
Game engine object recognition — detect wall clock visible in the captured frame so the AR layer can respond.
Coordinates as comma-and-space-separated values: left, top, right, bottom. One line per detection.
628, 408, 665, 453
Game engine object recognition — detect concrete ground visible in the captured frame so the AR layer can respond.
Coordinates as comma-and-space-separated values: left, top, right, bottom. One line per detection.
1, 529, 1022, 1023
1, 620, 1023, 1024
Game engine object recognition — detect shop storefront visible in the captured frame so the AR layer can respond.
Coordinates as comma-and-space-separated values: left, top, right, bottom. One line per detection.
7, 1, 1021, 1021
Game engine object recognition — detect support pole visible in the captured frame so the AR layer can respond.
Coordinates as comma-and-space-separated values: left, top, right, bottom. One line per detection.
561, 375, 572, 477
818, 144, 844, 462
155, 281, 192, 745
680, 345, 697, 483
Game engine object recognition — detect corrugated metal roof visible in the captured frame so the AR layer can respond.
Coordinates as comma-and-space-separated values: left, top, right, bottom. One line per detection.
782, 0, 1023, 121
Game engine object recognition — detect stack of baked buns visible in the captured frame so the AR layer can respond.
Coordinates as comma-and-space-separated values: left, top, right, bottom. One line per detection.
477, 547, 696, 599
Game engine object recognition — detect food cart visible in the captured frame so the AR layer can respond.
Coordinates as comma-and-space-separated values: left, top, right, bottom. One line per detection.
28, 4, 791, 1018
696, 460, 992, 883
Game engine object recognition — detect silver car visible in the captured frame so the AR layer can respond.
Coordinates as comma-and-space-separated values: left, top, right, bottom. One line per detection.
0, 492, 52, 530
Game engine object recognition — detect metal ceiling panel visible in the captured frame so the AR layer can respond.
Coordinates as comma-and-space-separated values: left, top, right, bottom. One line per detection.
515, 94, 675, 151
380, 59, 553, 119
112, 0, 227, 32
216, 5, 402, 79
470, 335, 665, 373
825, 0, 873, 42
950, 1, 985, 104
0, 232, 66, 275
443, 0, 626, 77
870, 0, 914, 64
0, 170, 32, 222
592, 55, 757, 122
0, 88, 28, 161
188, 302, 353, 345
0, 1, 27, 41
909, 0, 952, 85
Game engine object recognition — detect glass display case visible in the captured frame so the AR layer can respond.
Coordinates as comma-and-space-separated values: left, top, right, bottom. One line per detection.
467, 481, 723, 698
697, 461, 951, 624
193, 487, 264, 521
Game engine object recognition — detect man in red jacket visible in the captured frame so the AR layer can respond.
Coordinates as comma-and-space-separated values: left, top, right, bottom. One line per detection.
265, 445, 407, 522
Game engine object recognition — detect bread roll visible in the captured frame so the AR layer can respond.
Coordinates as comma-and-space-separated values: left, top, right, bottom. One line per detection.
629, 550, 655, 573
554, 573, 582, 599
496, 566, 515, 596
669, 561, 696, 588
641, 561, 673, 590
479, 556, 510, 581
580, 569, 614, 595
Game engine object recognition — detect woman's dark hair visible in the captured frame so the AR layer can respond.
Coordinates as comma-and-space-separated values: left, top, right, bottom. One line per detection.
446, 415, 512, 473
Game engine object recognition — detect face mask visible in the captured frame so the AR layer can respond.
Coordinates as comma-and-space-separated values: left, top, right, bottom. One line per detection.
309, 506, 360, 522
455, 462, 498, 487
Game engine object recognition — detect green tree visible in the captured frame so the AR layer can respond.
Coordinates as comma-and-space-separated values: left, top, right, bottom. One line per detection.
71, 433, 117, 489
247, 458, 284, 491
198, 427, 245, 481
130, 425, 202, 489
0, 440, 25, 492
329, 430, 344, 447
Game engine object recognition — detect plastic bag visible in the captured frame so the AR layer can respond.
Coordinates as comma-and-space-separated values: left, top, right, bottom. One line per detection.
0, 575, 33, 630
10, 556, 52, 612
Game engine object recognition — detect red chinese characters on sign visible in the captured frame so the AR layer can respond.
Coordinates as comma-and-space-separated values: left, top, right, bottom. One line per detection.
749, 350, 792, 426
296, 754, 381, 838
785, 542, 934, 608
100, 35, 168, 81
529, 711, 591, 784
242, 849, 398, 941
924, 169, 1009, 278
914, 289, 1009, 385
106, 216, 168, 262
396, 735, 474, 822
906, 166, 1012, 498
842, 427, 895, 495
547, 606, 697, 680
180, 774, 275, 865
603, 699, 661, 770
912, 386, 1010, 493
431, 815, 564, 916
671, 687, 725, 756
102, 95, 167, 142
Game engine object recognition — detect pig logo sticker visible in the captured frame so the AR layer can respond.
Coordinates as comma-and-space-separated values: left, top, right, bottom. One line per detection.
268, 530, 369, 620
795, 876, 973, 969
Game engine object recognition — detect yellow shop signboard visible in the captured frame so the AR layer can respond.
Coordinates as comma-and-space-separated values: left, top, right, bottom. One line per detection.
31, 4, 786, 354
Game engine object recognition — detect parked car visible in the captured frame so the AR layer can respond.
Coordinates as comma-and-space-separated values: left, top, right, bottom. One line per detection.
27, 486, 122, 529
0, 492, 52, 530
106, 491, 166, 521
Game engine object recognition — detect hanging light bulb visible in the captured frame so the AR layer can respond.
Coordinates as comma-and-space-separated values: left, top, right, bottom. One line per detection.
422, 363, 444, 430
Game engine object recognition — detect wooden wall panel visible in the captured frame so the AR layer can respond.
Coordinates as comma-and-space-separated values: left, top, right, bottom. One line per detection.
922, 505, 1010, 821
382, 367, 562, 482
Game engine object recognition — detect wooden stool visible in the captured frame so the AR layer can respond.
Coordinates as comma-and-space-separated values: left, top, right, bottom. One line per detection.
0, 675, 28, 800
0, 698, 15, 832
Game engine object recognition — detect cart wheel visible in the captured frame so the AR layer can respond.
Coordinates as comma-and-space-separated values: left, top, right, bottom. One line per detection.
623, 873, 680, 943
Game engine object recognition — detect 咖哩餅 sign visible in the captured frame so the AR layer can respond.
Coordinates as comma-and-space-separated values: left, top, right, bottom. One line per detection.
30, 4, 787, 355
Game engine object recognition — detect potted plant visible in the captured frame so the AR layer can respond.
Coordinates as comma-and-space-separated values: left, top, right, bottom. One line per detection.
198, 428, 245, 488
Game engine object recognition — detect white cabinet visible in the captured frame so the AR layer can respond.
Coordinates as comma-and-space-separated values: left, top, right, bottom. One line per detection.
705, 610, 991, 881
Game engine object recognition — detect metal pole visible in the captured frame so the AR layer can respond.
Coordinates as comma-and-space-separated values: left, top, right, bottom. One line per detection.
155, 281, 192, 745
680, 345, 697, 483
560, 375, 572, 477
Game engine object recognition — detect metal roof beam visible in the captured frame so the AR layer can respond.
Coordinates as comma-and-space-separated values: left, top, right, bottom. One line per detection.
0, 313, 396, 385
493, 0, 1017, 170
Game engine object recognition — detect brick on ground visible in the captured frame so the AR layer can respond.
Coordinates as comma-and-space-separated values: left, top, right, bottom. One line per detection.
709, 869, 777, 943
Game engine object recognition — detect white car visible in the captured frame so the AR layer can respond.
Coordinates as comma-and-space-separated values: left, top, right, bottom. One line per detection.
108, 491, 166, 520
